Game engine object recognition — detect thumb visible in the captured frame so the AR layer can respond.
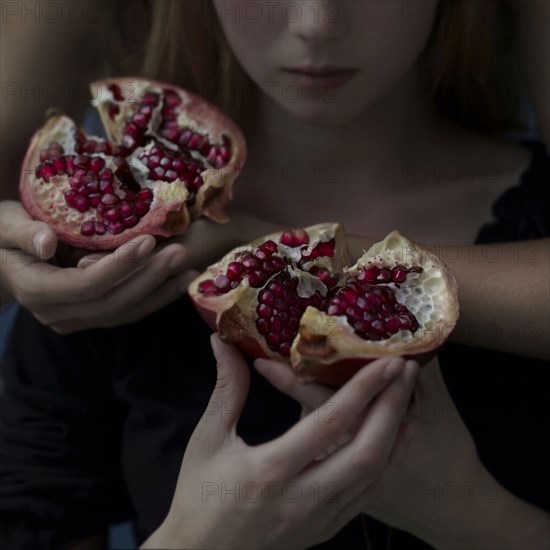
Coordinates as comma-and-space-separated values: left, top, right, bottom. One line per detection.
0, 202, 57, 259
198, 334, 250, 445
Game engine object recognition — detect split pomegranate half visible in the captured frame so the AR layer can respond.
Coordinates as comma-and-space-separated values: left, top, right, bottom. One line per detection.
19, 78, 246, 249
189, 223, 459, 387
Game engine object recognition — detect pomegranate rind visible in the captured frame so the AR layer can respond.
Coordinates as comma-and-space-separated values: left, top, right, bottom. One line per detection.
189, 222, 349, 358
291, 231, 459, 385
92, 78, 247, 224
19, 115, 190, 250
190, 226, 459, 388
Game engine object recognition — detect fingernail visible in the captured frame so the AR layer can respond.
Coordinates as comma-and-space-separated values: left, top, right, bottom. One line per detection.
78, 258, 98, 268
33, 229, 49, 256
383, 357, 405, 380
138, 236, 155, 257
403, 360, 419, 386
210, 334, 227, 373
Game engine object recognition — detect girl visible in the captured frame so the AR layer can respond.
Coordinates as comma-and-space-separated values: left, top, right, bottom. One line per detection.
1, 1, 549, 548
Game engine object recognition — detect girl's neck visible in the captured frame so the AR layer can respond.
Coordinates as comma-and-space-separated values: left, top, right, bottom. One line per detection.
249, 67, 449, 177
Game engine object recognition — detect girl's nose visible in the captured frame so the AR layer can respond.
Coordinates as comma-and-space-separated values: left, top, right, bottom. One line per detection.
288, 1, 347, 42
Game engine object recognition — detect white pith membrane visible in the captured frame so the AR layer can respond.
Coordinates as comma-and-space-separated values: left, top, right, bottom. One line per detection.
21, 78, 246, 248
190, 224, 459, 376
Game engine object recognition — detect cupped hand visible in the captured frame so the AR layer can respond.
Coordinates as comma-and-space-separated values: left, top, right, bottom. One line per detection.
254, 355, 499, 548
142, 336, 418, 550
0, 201, 197, 333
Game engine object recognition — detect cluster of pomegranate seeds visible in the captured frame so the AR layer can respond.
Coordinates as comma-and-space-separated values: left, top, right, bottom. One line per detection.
138, 143, 204, 204
123, 90, 160, 150
328, 265, 421, 341
198, 240, 285, 296
357, 264, 422, 285
33, 83, 236, 238
159, 89, 231, 169
307, 265, 340, 289
198, 229, 345, 356
36, 138, 153, 236
79, 188, 153, 236
198, 228, 426, 353
256, 273, 325, 356
301, 239, 335, 261
73, 129, 127, 157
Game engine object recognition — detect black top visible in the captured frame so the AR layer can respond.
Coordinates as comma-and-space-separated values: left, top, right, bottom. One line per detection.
1, 142, 549, 550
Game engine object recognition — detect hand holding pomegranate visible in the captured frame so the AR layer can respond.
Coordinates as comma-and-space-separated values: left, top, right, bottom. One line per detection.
0, 200, 201, 334
254, 356, 550, 549
141, 334, 418, 550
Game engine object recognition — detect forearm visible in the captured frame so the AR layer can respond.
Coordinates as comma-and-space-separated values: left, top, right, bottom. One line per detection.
450, 239, 550, 359
348, 235, 550, 359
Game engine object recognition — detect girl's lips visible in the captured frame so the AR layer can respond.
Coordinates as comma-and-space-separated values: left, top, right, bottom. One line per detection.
282, 68, 358, 91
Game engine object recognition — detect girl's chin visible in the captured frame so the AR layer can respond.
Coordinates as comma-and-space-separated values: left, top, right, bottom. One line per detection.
279, 101, 367, 126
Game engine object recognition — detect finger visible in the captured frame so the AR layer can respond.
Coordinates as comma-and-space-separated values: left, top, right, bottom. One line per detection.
254, 358, 334, 411
80, 243, 189, 315
191, 335, 251, 451
33, 234, 158, 303
255, 356, 406, 480
77, 252, 110, 268
48, 270, 199, 333
306, 361, 419, 490
0, 201, 58, 259
100, 269, 199, 326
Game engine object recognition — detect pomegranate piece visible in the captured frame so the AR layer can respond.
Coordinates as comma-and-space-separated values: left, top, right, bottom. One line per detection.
19, 78, 246, 250
189, 224, 460, 387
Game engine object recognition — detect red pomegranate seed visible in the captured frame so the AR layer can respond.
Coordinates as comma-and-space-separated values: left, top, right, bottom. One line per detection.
104, 209, 119, 222
108, 221, 124, 234
83, 140, 97, 154
80, 221, 95, 236
89, 157, 105, 172
65, 156, 76, 175
122, 215, 139, 228
108, 103, 120, 119
108, 83, 124, 101
391, 266, 407, 283
214, 275, 231, 291
74, 196, 90, 213
227, 262, 244, 280
153, 167, 165, 180
89, 194, 102, 207
246, 271, 264, 288
377, 268, 391, 283
40, 163, 57, 181
64, 191, 76, 207
358, 267, 379, 284
137, 188, 153, 201
53, 157, 66, 173
101, 194, 119, 206
134, 201, 150, 216
74, 155, 89, 168
280, 228, 310, 247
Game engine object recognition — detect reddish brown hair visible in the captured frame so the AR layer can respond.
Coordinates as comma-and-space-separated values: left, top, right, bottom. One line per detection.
109, 0, 520, 134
